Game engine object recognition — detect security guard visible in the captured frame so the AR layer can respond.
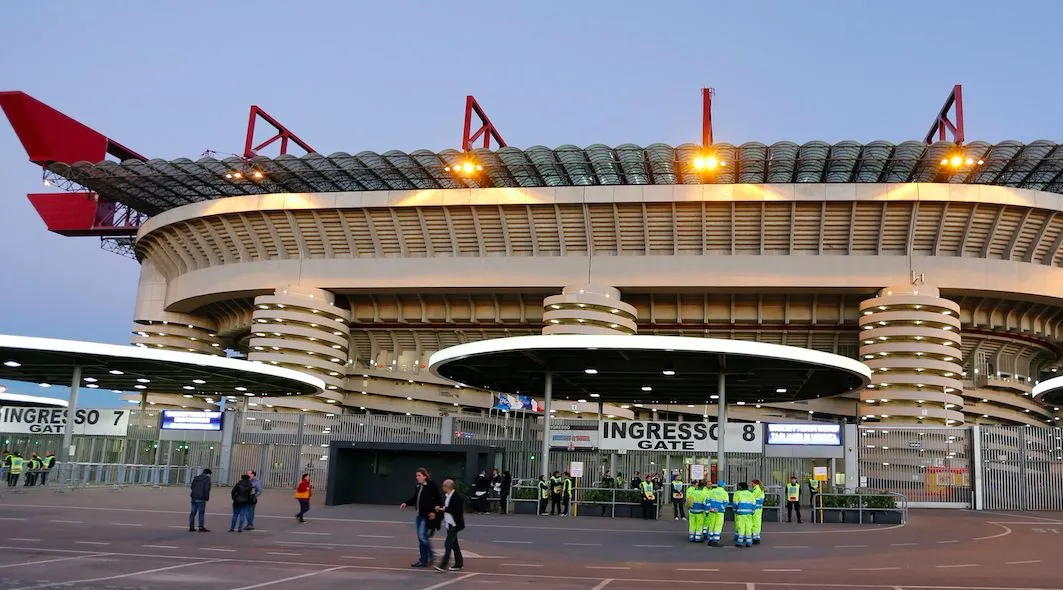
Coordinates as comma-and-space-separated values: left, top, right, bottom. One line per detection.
549, 471, 564, 515
786, 476, 803, 523
24, 453, 41, 486
705, 480, 729, 546
808, 473, 821, 509
670, 475, 686, 520
750, 479, 765, 544
732, 482, 756, 547
561, 471, 573, 516
8, 452, 24, 487
537, 475, 550, 515
685, 479, 706, 542
639, 478, 657, 520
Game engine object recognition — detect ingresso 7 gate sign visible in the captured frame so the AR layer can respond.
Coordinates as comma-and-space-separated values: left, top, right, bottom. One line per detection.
0, 406, 130, 436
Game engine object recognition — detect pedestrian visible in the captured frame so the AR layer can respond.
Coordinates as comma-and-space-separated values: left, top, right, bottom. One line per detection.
24, 453, 40, 486
750, 479, 765, 544
630, 471, 642, 489
294, 473, 312, 523
433, 478, 465, 572
245, 470, 262, 530
808, 473, 821, 511
189, 468, 212, 532
548, 471, 563, 515
399, 467, 443, 568
230, 473, 254, 532
7, 451, 23, 487
472, 470, 489, 513
670, 474, 686, 520
41, 451, 55, 486
685, 479, 706, 542
732, 482, 755, 547
536, 475, 549, 515
706, 480, 729, 546
499, 470, 512, 515
639, 477, 657, 520
785, 475, 803, 523
489, 468, 502, 512
561, 471, 573, 516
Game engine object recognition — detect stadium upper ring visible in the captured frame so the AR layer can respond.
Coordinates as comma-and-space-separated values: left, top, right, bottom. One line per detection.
48, 140, 1063, 216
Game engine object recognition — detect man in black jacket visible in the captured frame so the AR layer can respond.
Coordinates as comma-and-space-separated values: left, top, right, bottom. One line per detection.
189, 468, 212, 532
400, 467, 443, 567
434, 478, 465, 572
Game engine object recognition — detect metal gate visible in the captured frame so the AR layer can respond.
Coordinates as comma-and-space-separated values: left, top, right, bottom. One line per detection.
980, 425, 1063, 510
859, 426, 972, 506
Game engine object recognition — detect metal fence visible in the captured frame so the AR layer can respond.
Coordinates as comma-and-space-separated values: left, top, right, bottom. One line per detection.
858, 426, 972, 506
980, 425, 1063, 510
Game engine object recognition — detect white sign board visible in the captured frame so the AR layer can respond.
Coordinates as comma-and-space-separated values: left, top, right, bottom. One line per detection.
689, 464, 705, 481
766, 424, 842, 446
0, 406, 130, 436
569, 461, 584, 477
599, 421, 762, 453
548, 424, 599, 449
813, 466, 829, 482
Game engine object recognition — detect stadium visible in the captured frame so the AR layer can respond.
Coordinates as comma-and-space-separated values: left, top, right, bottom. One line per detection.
3, 88, 1063, 430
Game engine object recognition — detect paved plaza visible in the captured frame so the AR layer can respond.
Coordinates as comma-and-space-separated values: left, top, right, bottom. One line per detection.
0, 487, 1059, 589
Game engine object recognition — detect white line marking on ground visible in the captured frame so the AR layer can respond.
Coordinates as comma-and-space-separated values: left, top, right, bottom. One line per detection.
341, 556, 376, 560
762, 568, 802, 572
500, 563, 542, 567
228, 565, 347, 589
746, 584, 755, 590
113, 522, 143, 527
357, 534, 394, 538
775, 545, 809, 549
835, 544, 868, 548
493, 540, 532, 544
201, 548, 237, 553
676, 568, 719, 572
7, 538, 41, 542
267, 552, 303, 556
6, 559, 221, 590
0, 554, 108, 569
937, 540, 960, 544
74, 541, 111, 546
563, 542, 601, 546
144, 545, 178, 549
418, 573, 479, 590
586, 566, 631, 570
48, 520, 82, 524
291, 531, 330, 536
850, 567, 901, 571
890, 542, 918, 546
590, 579, 614, 590
0, 518, 26, 521
980, 510, 1063, 523
633, 544, 672, 548
974, 523, 1013, 541
1005, 560, 1042, 564
277, 540, 409, 550
168, 525, 189, 529
936, 564, 979, 568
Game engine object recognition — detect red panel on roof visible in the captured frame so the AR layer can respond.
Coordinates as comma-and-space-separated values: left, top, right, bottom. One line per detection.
0, 91, 109, 165
27, 192, 103, 236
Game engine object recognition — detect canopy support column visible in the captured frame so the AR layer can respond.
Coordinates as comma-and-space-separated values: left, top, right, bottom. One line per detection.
61, 366, 81, 461
717, 370, 727, 483
541, 372, 553, 478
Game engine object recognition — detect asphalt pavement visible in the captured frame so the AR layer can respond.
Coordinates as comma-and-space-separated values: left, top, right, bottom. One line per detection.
0, 485, 1060, 589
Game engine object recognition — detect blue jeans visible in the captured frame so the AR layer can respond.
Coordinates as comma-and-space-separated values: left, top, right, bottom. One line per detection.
297, 499, 310, 520
246, 503, 256, 527
189, 500, 206, 529
230, 505, 249, 531
415, 515, 433, 564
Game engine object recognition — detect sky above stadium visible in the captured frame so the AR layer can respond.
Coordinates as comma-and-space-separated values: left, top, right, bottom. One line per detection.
1, 0, 1062, 406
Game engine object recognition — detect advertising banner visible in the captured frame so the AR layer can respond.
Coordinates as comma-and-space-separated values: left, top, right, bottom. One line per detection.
548, 423, 599, 450
0, 406, 130, 436
160, 410, 224, 431
766, 424, 842, 446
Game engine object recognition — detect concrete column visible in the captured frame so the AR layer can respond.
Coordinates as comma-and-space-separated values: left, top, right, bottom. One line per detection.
440, 416, 455, 444
218, 408, 237, 485
843, 423, 859, 493
541, 373, 553, 478
61, 366, 81, 461
971, 424, 983, 510
717, 371, 727, 482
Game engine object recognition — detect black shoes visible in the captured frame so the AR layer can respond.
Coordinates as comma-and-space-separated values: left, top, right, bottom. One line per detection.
189, 527, 195, 532
198, 528, 210, 532
411, 562, 428, 568
244, 526, 255, 531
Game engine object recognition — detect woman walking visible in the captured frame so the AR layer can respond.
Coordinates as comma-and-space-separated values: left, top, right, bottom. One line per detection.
294, 473, 312, 523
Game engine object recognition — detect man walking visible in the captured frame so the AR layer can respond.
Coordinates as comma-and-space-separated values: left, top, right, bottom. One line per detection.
245, 470, 262, 530
434, 478, 465, 572
732, 482, 755, 548
189, 468, 212, 532
786, 475, 803, 523
400, 467, 443, 568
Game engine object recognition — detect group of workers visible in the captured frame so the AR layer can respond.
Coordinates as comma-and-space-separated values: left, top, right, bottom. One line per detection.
1, 450, 56, 487
536, 471, 575, 515
678, 479, 764, 547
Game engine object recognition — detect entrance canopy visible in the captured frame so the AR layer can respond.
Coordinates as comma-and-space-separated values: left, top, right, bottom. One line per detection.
1033, 376, 1063, 406
0, 334, 325, 397
429, 334, 871, 404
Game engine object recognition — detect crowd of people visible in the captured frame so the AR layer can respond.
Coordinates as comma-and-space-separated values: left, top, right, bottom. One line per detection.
1, 449, 55, 487
186, 468, 309, 533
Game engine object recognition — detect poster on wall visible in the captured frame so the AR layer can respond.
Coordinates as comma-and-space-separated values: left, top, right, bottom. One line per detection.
0, 406, 130, 436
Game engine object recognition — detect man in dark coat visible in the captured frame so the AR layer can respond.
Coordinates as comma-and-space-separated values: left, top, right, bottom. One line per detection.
433, 478, 465, 572
400, 467, 444, 567
189, 468, 212, 532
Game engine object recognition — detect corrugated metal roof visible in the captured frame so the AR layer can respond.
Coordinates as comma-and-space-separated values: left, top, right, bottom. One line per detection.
47, 140, 1063, 216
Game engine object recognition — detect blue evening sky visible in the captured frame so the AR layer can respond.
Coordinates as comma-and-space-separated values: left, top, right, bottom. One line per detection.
1, 0, 1061, 406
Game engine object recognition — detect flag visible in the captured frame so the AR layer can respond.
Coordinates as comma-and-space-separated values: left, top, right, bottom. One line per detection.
493, 394, 510, 411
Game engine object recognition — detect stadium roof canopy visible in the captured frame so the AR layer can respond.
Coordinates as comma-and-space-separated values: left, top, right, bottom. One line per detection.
48, 140, 1063, 216
0, 335, 325, 398
429, 334, 871, 405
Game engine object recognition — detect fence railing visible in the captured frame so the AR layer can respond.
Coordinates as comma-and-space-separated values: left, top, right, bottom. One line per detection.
0, 463, 204, 491
807, 491, 908, 524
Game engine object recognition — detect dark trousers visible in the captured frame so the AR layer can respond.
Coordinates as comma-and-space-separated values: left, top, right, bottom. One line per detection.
499, 493, 509, 514
561, 492, 570, 515
550, 492, 562, 515
24, 471, 36, 486
230, 505, 250, 531
189, 500, 207, 529
539, 497, 548, 514
439, 526, 463, 569
786, 500, 802, 522
641, 499, 656, 519
297, 499, 310, 521
7, 473, 18, 486
672, 499, 685, 518
40, 470, 49, 486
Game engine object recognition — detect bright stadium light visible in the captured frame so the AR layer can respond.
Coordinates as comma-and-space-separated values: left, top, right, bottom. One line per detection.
445, 160, 484, 176
693, 153, 726, 171
940, 150, 984, 169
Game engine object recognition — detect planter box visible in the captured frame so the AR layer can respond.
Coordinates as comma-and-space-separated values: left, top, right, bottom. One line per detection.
868, 510, 903, 524
812, 509, 842, 523
761, 507, 780, 523
513, 501, 539, 515
613, 504, 635, 518
841, 509, 861, 524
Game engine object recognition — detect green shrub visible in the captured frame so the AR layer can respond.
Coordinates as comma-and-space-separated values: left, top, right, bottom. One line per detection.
512, 486, 538, 500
